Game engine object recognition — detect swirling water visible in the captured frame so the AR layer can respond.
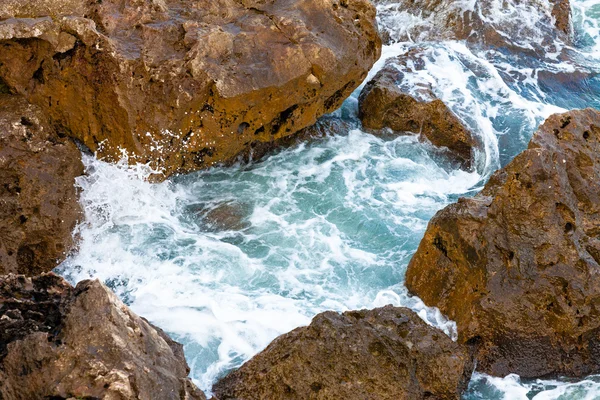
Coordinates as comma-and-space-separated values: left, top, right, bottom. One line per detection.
58, 0, 600, 398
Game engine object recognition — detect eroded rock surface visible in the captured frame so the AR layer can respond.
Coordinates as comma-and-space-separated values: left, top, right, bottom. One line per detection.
0, 0, 381, 178
0, 94, 83, 275
231, 115, 354, 165
406, 108, 600, 378
358, 57, 476, 169
212, 305, 474, 400
0, 273, 206, 400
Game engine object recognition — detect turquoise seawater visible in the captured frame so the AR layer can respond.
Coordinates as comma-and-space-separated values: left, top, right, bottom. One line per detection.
58, 0, 600, 397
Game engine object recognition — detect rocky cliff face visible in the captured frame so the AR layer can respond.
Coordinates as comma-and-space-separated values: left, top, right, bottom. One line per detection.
0, 94, 83, 275
406, 108, 600, 378
0, 0, 381, 179
0, 273, 206, 399
213, 305, 474, 400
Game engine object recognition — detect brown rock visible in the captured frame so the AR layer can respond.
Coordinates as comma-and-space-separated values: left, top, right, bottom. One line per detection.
551, 0, 572, 35
358, 59, 476, 169
232, 115, 354, 165
374, 0, 571, 52
0, 273, 206, 400
405, 108, 600, 378
0, 0, 381, 179
0, 0, 88, 19
0, 94, 83, 275
196, 201, 251, 232
212, 305, 474, 400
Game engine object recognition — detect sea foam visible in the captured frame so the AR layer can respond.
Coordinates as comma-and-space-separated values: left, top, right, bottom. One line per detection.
58, 0, 600, 397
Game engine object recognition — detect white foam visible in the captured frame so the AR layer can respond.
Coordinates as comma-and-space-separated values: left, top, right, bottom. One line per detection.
572, 0, 600, 57
377, 0, 569, 55
57, 0, 600, 397
61, 127, 474, 393
467, 373, 600, 399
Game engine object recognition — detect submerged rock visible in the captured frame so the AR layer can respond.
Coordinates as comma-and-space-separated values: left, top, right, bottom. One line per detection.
212, 305, 474, 400
0, 94, 83, 275
406, 108, 600, 378
0, 0, 381, 179
192, 201, 251, 232
0, 273, 206, 399
358, 57, 476, 169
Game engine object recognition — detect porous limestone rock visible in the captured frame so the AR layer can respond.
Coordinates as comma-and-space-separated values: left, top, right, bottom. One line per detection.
0, 0, 381, 178
213, 305, 474, 400
0, 94, 83, 275
358, 55, 476, 169
0, 273, 206, 400
406, 108, 600, 378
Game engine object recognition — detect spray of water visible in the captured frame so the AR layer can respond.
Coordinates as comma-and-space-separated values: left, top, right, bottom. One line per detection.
59, 132, 469, 390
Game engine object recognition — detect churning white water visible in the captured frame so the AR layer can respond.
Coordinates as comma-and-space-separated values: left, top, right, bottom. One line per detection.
58, 0, 600, 397
59, 127, 466, 391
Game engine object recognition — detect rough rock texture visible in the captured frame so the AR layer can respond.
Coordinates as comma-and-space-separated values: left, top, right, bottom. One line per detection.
0, 94, 83, 275
231, 115, 354, 165
212, 305, 474, 400
551, 0, 572, 35
406, 108, 600, 378
0, 0, 381, 178
358, 59, 476, 169
375, 0, 571, 52
0, 273, 206, 400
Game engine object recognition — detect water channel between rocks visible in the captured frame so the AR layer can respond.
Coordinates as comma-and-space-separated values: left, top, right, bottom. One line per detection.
58, 0, 600, 397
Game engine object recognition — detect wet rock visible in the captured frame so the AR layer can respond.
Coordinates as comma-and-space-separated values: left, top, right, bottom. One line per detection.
0, 273, 206, 400
212, 305, 474, 400
374, 0, 571, 53
551, 0, 572, 35
232, 116, 354, 164
195, 201, 251, 232
358, 59, 476, 169
406, 108, 600, 378
0, 94, 83, 275
0, 0, 381, 179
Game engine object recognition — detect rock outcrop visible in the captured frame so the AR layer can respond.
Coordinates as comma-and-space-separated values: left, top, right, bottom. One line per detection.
0, 273, 206, 400
375, 0, 571, 52
406, 108, 600, 378
212, 305, 474, 400
0, 0, 381, 178
358, 58, 476, 169
0, 94, 83, 276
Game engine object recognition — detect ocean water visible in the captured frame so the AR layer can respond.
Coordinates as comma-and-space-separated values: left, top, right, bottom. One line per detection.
57, 0, 600, 398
